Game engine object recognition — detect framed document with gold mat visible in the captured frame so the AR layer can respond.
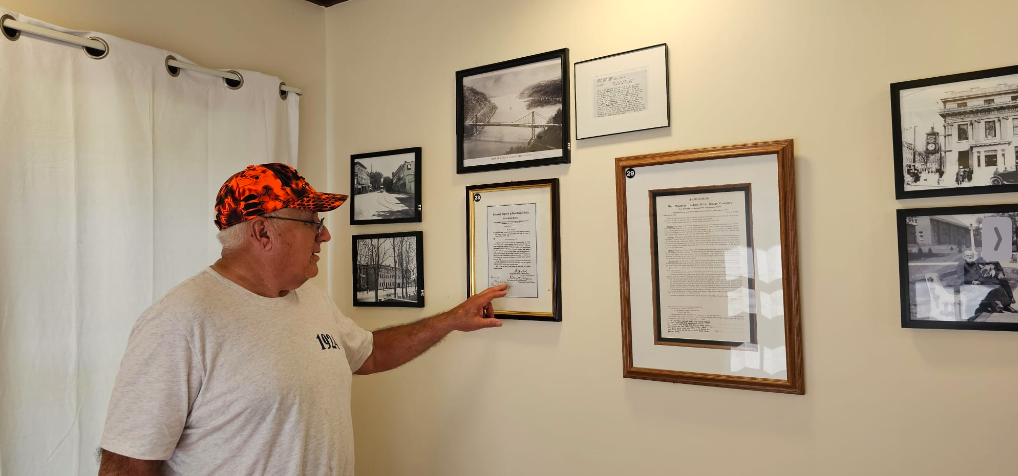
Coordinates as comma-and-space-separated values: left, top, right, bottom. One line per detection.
466, 179, 562, 322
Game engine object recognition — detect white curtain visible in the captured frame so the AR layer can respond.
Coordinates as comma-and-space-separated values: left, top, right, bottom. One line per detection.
0, 9, 299, 475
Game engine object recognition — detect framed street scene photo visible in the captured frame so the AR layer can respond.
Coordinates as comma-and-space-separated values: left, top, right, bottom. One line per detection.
352, 231, 424, 308
615, 140, 803, 394
466, 179, 561, 321
891, 64, 1018, 199
350, 147, 422, 225
896, 204, 1018, 332
574, 44, 669, 140
456, 49, 570, 174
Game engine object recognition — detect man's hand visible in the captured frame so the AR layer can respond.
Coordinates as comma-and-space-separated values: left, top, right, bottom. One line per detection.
440, 284, 509, 332
354, 284, 509, 375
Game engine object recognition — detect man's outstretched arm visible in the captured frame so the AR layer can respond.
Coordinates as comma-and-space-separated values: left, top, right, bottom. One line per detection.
355, 284, 508, 375
98, 449, 162, 476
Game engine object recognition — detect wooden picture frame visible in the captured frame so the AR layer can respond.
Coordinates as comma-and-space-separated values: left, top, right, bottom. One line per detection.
352, 231, 424, 307
456, 49, 570, 174
891, 64, 1018, 199
897, 204, 1018, 331
574, 43, 670, 140
466, 179, 562, 321
350, 147, 422, 225
615, 140, 803, 394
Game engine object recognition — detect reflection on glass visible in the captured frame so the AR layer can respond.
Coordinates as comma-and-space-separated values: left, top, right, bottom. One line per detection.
724, 246, 750, 280
758, 289, 784, 320
730, 345, 786, 375
756, 245, 782, 283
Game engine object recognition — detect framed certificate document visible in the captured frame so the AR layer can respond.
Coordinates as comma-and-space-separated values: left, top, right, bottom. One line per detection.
615, 140, 803, 394
466, 179, 561, 321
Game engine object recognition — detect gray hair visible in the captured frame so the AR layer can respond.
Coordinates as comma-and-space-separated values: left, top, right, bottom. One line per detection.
217, 209, 315, 253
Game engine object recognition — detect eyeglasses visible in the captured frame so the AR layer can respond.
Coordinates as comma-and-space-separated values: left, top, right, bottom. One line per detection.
267, 216, 325, 236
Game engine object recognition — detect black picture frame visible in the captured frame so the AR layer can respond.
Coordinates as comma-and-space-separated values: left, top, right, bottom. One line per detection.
352, 230, 424, 308
456, 49, 570, 174
897, 204, 1018, 331
350, 147, 422, 225
891, 64, 1018, 199
465, 178, 562, 321
649, 184, 756, 349
573, 43, 670, 140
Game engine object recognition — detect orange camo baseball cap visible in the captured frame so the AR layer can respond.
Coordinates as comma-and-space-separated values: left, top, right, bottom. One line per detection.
214, 163, 348, 230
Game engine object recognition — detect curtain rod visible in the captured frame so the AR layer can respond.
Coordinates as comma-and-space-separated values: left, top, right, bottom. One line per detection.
1, 16, 303, 96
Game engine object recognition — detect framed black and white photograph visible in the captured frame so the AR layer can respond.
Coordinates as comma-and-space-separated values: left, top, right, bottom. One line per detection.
466, 179, 562, 321
891, 64, 1018, 199
574, 43, 669, 140
352, 231, 424, 308
456, 49, 570, 174
897, 204, 1018, 331
350, 147, 422, 225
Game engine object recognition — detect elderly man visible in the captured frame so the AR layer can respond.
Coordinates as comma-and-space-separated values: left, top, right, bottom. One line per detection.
957, 249, 1017, 319
97, 164, 507, 475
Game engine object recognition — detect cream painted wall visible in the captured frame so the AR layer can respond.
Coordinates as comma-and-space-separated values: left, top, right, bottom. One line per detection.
3, 0, 332, 288
326, 0, 1018, 475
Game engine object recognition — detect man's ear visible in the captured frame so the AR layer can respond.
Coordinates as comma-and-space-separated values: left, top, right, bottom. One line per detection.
250, 218, 274, 251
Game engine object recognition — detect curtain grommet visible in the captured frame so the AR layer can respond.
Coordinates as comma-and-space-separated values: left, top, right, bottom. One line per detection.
83, 36, 108, 59
1, 14, 20, 41
165, 55, 180, 77
279, 82, 288, 100
224, 70, 243, 90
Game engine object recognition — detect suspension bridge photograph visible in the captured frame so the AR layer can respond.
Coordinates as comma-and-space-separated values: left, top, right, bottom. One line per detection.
456, 50, 569, 172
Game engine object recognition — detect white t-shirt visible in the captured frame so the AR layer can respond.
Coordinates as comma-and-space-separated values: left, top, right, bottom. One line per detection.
101, 267, 373, 476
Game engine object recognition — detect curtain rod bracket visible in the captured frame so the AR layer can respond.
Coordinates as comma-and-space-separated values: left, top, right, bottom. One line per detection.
2, 13, 302, 97
1, 14, 20, 41
83, 36, 108, 60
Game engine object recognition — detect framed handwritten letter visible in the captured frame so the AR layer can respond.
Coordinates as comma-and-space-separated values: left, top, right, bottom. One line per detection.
615, 140, 804, 394
574, 44, 669, 140
466, 179, 562, 321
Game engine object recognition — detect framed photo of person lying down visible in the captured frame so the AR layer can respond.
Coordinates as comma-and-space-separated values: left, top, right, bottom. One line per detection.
352, 231, 424, 308
890, 64, 1018, 200
896, 204, 1018, 332
456, 49, 570, 174
466, 179, 562, 321
615, 140, 804, 394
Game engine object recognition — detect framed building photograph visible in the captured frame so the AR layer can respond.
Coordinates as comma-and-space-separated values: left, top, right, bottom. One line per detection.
350, 147, 422, 225
574, 43, 669, 140
897, 204, 1018, 332
456, 49, 570, 174
615, 140, 803, 394
466, 179, 561, 321
891, 64, 1018, 199
352, 231, 424, 308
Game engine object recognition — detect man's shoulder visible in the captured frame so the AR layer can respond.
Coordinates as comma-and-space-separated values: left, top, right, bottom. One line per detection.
137, 269, 224, 328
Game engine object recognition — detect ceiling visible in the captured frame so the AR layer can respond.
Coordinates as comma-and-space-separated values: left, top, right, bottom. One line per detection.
304, 0, 349, 6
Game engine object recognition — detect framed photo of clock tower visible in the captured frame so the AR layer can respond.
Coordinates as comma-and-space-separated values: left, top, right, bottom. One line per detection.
891, 64, 1018, 199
